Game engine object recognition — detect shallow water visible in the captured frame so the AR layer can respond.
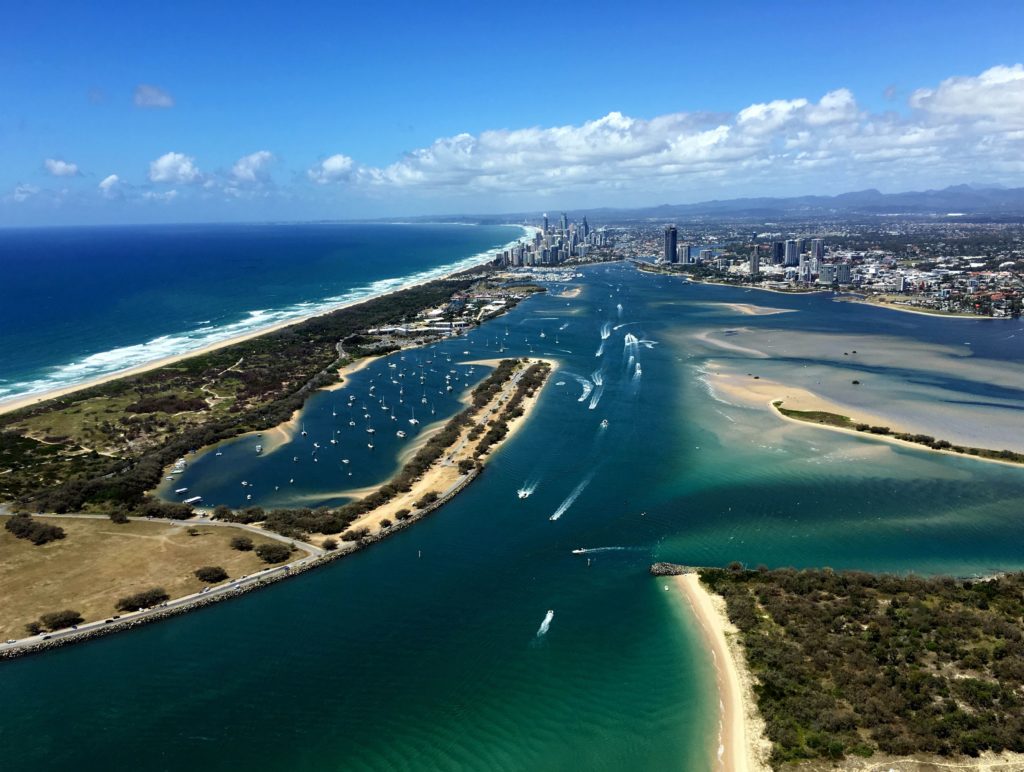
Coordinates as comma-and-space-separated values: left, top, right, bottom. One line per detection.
3, 263, 1024, 770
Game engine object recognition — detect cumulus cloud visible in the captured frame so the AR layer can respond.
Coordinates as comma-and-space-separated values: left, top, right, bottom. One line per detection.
231, 150, 274, 183
307, 154, 356, 184
910, 65, 1024, 122
148, 152, 200, 184
134, 84, 175, 108
299, 64, 1024, 198
44, 158, 80, 177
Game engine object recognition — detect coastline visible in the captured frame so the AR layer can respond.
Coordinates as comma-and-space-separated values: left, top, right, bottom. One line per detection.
2, 358, 554, 660
670, 572, 770, 772
843, 296, 1007, 320
0, 225, 532, 417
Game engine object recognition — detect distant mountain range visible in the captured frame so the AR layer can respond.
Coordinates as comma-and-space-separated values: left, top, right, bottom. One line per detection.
380, 185, 1024, 224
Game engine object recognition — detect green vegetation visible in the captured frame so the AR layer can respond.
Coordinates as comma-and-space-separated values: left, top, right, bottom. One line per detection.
321, 538, 338, 551
4, 513, 65, 545
772, 401, 1024, 464
254, 543, 291, 564
193, 566, 228, 583
116, 587, 170, 612
229, 535, 254, 551
0, 272, 491, 511
700, 567, 1024, 765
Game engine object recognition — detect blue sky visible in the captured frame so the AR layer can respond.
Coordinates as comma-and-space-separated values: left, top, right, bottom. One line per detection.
4, 0, 1024, 224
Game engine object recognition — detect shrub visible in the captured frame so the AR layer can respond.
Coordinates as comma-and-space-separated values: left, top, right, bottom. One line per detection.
322, 538, 338, 551
109, 510, 129, 524
4, 513, 65, 545
414, 491, 440, 508
194, 566, 228, 583
230, 535, 254, 551
379, 518, 392, 529
394, 508, 411, 521
39, 609, 84, 630
254, 542, 291, 564
116, 587, 170, 612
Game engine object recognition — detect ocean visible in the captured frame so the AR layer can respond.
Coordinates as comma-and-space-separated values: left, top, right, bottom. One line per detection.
2, 261, 1024, 770
0, 222, 525, 403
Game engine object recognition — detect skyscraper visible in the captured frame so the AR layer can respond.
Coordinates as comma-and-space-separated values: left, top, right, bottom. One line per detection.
678, 242, 690, 263
772, 241, 785, 264
811, 238, 824, 260
543, 214, 549, 234
559, 212, 568, 234
784, 239, 799, 267
664, 226, 678, 263
749, 248, 760, 277
836, 263, 852, 284
581, 216, 590, 238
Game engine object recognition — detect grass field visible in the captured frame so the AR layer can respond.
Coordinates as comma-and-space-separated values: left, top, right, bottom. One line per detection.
0, 516, 292, 639
772, 401, 853, 428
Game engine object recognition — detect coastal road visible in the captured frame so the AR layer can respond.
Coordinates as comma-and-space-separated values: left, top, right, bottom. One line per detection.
0, 555, 315, 656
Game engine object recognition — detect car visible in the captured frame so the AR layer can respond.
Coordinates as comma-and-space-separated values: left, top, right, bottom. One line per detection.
42, 635, 51, 640
103, 619, 113, 624
4, 639, 16, 644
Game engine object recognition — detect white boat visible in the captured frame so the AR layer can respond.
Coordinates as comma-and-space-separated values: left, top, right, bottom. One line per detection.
366, 427, 375, 434
367, 442, 374, 449
313, 442, 320, 449
174, 487, 188, 494
183, 496, 203, 504
571, 548, 587, 554
300, 423, 307, 437
396, 430, 406, 438
600, 419, 609, 428
341, 459, 350, 464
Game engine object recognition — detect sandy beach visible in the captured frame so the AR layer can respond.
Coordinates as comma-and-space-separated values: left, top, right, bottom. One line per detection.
0, 235, 526, 418
672, 573, 770, 772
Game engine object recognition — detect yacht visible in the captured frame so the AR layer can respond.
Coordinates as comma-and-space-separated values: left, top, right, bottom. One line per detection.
255, 444, 263, 454
600, 419, 609, 428
396, 430, 406, 438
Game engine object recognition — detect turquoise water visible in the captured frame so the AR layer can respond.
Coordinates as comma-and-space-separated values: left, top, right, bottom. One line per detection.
3, 262, 1024, 770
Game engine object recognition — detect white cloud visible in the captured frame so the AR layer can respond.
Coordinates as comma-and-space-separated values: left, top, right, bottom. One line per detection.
44, 158, 80, 177
148, 152, 200, 184
98, 174, 122, 198
231, 150, 274, 183
298, 64, 1024, 199
142, 189, 178, 202
910, 65, 1024, 125
307, 154, 355, 184
134, 84, 175, 108
7, 184, 40, 203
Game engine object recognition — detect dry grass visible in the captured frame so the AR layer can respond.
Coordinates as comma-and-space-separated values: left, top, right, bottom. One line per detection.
0, 517, 290, 639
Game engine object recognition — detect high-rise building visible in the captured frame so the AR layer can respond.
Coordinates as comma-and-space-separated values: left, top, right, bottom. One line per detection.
664, 226, 678, 263
559, 213, 568, 234
836, 263, 851, 284
817, 264, 836, 285
811, 238, 824, 260
749, 248, 760, 277
678, 243, 690, 263
542, 214, 549, 234
784, 239, 799, 267
772, 242, 785, 264
581, 216, 590, 238
698, 248, 713, 263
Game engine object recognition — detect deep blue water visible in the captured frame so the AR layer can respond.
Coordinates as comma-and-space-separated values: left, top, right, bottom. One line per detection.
0, 222, 523, 401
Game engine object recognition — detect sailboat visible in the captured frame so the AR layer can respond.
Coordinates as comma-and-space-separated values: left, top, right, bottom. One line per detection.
409, 407, 419, 426
300, 422, 307, 437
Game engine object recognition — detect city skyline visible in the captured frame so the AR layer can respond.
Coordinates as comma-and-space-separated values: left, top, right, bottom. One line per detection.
4, 1, 1024, 225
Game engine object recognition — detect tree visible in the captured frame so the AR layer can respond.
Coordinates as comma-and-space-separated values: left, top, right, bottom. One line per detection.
322, 538, 338, 551
254, 542, 291, 564
379, 518, 392, 529
194, 566, 228, 583
109, 510, 129, 524
230, 535, 254, 551
39, 609, 83, 630
212, 505, 232, 520
116, 587, 170, 612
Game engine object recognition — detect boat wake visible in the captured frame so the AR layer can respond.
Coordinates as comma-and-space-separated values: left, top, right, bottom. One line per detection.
550, 474, 593, 521
595, 340, 605, 358
517, 477, 541, 499
536, 609, 554, 637
588, 385, 604, 410
600, 322, 612, 339
575, 376, 593, 402
613, 321, 638, 331
570, 546, 642, 555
